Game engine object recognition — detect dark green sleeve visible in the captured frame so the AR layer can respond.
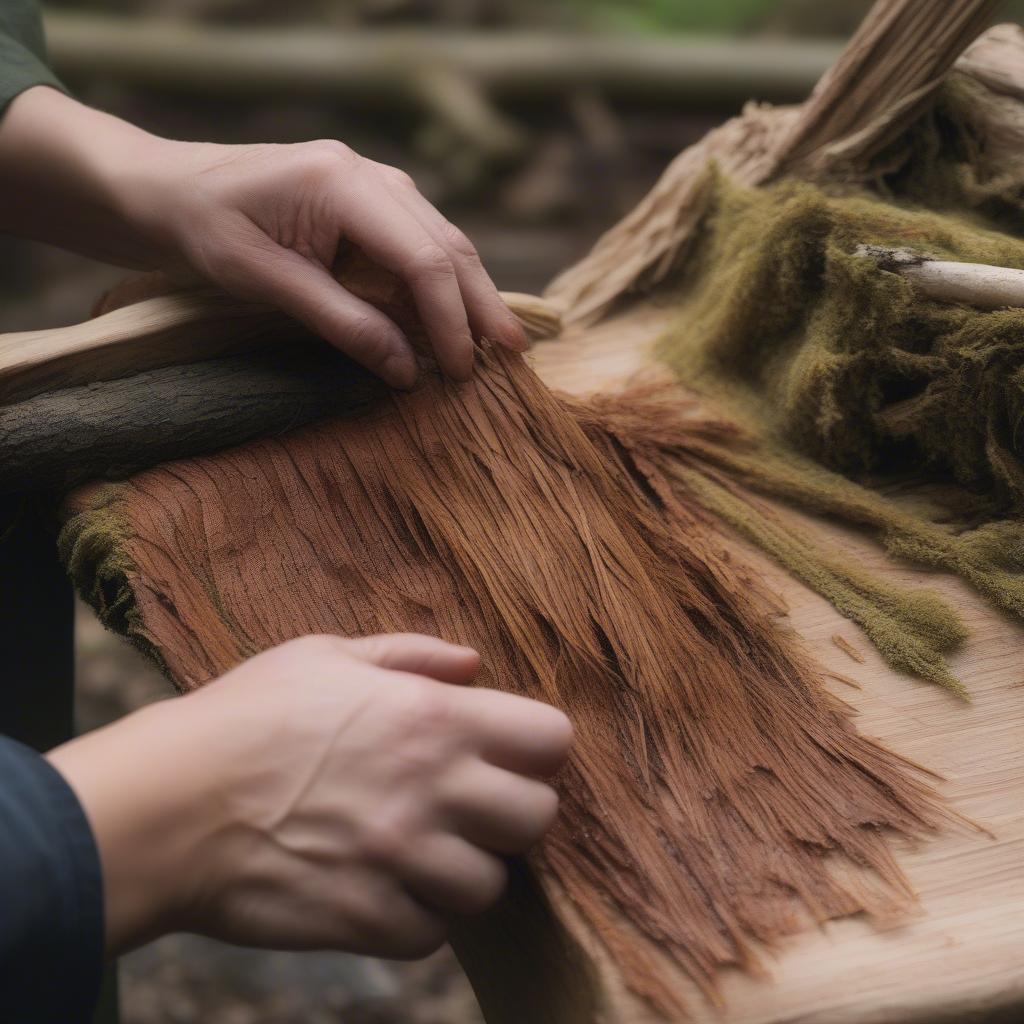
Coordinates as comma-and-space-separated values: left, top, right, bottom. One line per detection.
0, 0, 67, 114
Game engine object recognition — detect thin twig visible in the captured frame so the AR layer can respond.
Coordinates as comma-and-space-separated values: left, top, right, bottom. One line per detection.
855, 244, 1024, 309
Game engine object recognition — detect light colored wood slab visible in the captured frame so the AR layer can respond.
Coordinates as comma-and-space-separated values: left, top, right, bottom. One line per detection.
0, 288, 557, 406
0, 291, 285, 405
529, 306, 1024, 1024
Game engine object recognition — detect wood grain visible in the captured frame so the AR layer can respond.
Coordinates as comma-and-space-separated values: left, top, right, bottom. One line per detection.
0, 291, 294, 405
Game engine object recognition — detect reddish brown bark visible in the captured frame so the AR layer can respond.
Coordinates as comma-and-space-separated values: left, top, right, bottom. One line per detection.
64, 343, 948, 1019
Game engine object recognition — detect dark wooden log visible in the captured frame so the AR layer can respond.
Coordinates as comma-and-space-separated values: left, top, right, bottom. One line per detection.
46, 13, 844, 107
0, 346, 385, 495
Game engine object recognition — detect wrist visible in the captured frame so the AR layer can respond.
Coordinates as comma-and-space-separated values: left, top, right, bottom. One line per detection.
0, 86, 177, 267
46, 697, 228, 956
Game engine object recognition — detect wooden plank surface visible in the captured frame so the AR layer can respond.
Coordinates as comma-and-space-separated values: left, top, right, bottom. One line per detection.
529, 305, 1024, 1024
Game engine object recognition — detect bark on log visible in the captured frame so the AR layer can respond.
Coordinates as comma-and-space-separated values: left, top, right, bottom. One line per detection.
0, 346, 383, 495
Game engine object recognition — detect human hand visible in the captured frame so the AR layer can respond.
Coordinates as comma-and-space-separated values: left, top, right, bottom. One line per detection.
47, 633, 572, 959
0, 88, 528, 387
123, 139, 530, 387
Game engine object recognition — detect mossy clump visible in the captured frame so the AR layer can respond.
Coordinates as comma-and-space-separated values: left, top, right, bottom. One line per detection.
661, 177, 1024, 500
656, 152, 1024, 695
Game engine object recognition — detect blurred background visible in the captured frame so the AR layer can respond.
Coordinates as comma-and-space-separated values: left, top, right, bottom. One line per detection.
4, 1, 1022, 1021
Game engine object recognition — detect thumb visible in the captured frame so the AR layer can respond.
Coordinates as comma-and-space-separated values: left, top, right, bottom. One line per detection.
343, 633, 481, 685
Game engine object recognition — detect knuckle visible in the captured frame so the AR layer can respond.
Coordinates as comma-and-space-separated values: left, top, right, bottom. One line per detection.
360, 814, 412, 867
394, 678, 455, 735
252, 633, 344, 674
382, 164, 417, 190
299, 139, 360, 178
309, 138, 357, 162
287, 633, 349, 662
440, 221, 478, 260
405, 243, 455, 280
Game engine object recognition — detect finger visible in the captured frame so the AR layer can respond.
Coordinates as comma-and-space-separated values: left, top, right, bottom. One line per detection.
374, 164, 528, 353
345, 876, 449, 960
343, 633, 480, 685
450, 688, 573, 777
211, 227, 418, 388
329, 174, 475, 381
398, 833, 507, 916
440, 760, 560, 855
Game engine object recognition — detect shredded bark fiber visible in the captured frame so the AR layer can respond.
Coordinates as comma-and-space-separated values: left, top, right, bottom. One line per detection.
62, 344, 950, 1019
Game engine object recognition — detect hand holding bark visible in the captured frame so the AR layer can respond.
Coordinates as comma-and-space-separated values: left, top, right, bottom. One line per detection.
47, 633, 572, 959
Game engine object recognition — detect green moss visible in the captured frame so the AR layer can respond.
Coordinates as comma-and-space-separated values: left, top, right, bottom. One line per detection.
655, 125, 1024, 695
663, 176, 1024, 487
58, 485, 165, 672
673, 466, 969, 696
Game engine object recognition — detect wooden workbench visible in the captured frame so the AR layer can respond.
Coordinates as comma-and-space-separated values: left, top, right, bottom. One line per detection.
529, 303, 1024, 1024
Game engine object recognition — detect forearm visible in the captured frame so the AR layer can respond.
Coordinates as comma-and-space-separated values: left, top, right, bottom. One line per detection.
46, 698, 222, 957
0, 85, 172, 267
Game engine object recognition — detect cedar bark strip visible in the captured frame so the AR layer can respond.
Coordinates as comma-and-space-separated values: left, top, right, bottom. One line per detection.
63, 348, 948, 1020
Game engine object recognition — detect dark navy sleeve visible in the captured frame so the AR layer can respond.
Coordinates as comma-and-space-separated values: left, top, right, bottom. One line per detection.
0, 736, 103, 1023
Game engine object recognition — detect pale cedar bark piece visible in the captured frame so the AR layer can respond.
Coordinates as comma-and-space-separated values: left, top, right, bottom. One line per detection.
545, 0, 1002, 325
832, 635, 867, 665
63, 347, 951, 1021
0, 273, 560, 406
0, 289, 291, 405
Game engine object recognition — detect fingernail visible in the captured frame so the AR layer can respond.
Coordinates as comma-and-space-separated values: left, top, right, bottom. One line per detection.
381, 349, 418, 390
448, 336, 476, 382
503, 318, 530, 352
